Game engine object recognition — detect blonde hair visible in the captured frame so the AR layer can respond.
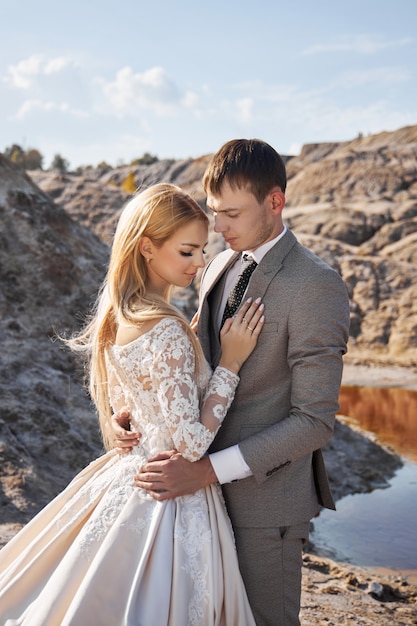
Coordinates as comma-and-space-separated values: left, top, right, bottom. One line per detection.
69, 183, 209, 449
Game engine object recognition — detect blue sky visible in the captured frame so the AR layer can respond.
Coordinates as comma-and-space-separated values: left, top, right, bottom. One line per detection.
1, 0, 416, 169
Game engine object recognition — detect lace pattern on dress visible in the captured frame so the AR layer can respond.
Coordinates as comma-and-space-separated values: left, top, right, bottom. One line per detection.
174, 492, 212, 624
77, 456, 147, 559
107, 318, 239, 461
71, 319, 239, 565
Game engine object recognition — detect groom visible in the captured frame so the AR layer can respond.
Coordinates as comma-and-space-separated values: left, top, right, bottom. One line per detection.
114, 138, 350, 625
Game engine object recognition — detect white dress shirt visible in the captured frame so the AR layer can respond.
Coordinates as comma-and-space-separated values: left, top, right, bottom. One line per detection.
210, 227, 287, 484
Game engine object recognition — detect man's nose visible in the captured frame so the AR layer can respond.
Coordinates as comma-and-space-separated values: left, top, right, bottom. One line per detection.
213, 214, 225, 233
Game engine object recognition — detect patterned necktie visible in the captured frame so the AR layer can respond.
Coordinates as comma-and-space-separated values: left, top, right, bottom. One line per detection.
221, 254, 258, 327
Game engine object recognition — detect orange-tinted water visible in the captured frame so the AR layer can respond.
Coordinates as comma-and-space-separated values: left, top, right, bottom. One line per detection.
338, 386, 417, 461
311, 385, 417, 584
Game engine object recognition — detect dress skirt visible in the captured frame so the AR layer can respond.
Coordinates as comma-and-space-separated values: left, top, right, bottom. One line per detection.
0, 450, 256, 626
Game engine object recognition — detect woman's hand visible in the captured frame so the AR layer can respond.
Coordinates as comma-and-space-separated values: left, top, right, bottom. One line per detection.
110, 408, 141, 454
219, 297, 265, 374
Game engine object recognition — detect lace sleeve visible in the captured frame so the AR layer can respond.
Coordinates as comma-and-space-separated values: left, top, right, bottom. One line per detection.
106, 353, 130, 415
153, 321, 239, 462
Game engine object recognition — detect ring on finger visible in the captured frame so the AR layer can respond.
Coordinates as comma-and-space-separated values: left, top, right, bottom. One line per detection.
248, 325, 254, 331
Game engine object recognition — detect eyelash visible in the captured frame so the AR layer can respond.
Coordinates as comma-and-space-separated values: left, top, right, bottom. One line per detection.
180, 250, 207, 257
213, 212, 238, 219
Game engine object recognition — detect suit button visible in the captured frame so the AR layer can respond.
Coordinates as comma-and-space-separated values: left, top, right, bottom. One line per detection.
266, 461, 291, 477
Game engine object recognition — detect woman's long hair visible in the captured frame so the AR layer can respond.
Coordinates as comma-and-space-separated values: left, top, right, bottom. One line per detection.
69, 183, 209, 449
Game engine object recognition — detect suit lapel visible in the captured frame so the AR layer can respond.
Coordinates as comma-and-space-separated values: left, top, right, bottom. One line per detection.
198, 250, 239, 364
198, 230, 298, 366
245, 230, 297, 302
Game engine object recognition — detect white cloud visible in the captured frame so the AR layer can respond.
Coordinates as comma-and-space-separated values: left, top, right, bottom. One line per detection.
6, 54, 77, 89
99, 66, 183, 117
44, 57, 75, 75
3, 54, 92, 127
1, 45, 415, 169
7, 54, 44, 88
4, 55, 208, 142
15, 99, 88, 120
98, 66, 209, 120
302, 35, 413, 56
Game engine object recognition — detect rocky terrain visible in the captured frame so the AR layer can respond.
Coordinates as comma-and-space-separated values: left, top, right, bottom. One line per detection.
1, 125, 417, 623
0, 156, 107, 527
29, 124, 417, 368
300, 552, 417, 625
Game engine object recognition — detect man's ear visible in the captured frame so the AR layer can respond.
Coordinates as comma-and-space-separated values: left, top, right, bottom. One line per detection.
270, 189, 285, 215
139, 236, 154, 261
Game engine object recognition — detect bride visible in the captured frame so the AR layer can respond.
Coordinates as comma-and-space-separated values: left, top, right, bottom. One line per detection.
0, 183, 264, 625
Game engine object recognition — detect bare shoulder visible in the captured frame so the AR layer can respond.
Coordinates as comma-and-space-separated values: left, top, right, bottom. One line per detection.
115, 320, 161, 346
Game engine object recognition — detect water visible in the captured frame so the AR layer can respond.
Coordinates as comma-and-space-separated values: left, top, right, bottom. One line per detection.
310, 385, 417, 583
338, 386, 417, 462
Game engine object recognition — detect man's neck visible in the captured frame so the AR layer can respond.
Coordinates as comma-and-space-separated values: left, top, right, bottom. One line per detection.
244, 225, 287, 263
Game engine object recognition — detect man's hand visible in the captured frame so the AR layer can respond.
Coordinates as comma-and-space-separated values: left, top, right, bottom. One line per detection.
111, 408, 140, 454
134, 451, 217, 500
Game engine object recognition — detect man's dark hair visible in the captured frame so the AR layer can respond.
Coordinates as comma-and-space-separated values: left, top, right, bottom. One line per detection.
203, 138, 287, 202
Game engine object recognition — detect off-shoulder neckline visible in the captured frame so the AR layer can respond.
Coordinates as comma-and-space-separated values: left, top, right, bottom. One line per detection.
111, 317, 183, 352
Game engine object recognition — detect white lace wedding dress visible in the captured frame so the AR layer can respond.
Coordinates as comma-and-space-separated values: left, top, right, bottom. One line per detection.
0, 318, 256, 625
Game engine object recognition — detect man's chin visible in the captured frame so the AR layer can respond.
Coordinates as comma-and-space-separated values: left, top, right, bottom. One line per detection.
224, 240, 242, 251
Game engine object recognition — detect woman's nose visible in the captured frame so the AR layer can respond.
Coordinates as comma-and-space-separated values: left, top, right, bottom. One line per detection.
196, 252, 205, 268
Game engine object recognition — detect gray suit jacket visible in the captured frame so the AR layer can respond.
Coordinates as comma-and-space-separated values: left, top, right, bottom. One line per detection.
197, 229, 350, 528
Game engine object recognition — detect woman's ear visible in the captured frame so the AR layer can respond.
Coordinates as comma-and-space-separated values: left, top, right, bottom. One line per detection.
139, 236, 154, 262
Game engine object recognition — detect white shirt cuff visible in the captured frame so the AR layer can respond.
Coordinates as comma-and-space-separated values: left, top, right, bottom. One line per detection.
209, 444, 253, 484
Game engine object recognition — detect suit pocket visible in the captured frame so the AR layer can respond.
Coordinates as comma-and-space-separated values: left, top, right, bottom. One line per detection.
239, 424, 272, 440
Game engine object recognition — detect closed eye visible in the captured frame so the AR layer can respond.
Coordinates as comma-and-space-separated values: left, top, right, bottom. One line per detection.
180, 249, 207, 257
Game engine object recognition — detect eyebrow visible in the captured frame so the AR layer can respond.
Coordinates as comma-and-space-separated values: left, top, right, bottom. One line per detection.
207, 206, 240, 213
180, 242, 208, 248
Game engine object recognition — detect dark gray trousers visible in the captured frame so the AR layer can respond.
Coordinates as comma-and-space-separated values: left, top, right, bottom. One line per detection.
234, 523, 309, 626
